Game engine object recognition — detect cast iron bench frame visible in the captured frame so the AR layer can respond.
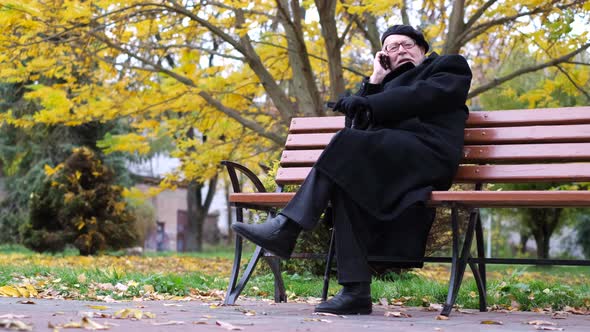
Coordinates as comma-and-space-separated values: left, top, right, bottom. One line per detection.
222, 106, 590, 316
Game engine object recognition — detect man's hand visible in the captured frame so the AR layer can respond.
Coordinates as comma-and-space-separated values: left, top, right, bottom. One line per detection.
369, 51, 392, 84
334, 95, 370, 118
334, 95, 372, 130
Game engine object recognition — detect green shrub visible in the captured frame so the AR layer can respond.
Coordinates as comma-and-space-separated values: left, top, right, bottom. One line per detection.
21, 147, 139, 255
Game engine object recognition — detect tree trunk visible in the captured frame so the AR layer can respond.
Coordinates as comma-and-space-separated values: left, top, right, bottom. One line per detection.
527, 208, 562, 259
184, 175, 219, 252
316, 0, 345, 101
519, 232, 529, 254
444, 0, 466, 55
276, 0, 323, 117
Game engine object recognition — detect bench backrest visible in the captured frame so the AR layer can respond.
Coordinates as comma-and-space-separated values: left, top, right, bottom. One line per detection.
276, 107, 590, 186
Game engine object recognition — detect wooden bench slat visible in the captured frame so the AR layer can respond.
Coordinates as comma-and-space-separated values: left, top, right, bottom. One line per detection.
455, 163, 590, 182
275, 163, 590, 185
285, 124, 590, 150
430, 191, 590, 207
289, 117, 345, 134
281, 143, 590, 166
287, 108, 590, 134
229, 191, 590, 208
285, 133, 335, 149
466, 107, 590, 127
462, 143, 590, 162
464, 124, 590, 144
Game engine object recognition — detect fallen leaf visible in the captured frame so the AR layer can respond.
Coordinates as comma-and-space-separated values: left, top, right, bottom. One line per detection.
81, 317, 110, 330
215, 320, 243, 330
379, 298, 388, 306
58, 317, 110, 330
312, 312, 343, 318
436, 315, 449, 320
152, 321, 185, 326
87, 305, 110, 310
163, 303, 183, 307
456, 309, 476, 314
78, 311, 112, 319
0, 315, 29, 319
114, 308, 155, 320
0, 286, 21, 297
384, 311, 412, 318
551, 312, 568, 319
17, 300, 35, 305
303, 318, 332, 323
0, 319, 33, 331
527, 320, 557, 326
535, 327, 564, 331
564, 306, 588, 315
481, 320, 503, 325
425, 303, 443, 312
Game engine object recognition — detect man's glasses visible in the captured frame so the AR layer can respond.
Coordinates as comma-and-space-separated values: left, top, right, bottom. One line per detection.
383, 40, 416, 53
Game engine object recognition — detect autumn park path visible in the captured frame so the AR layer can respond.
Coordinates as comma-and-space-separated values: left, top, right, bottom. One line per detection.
1, 297, 590, 332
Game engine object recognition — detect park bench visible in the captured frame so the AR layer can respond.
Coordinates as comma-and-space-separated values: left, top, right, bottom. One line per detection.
222, 106, 590, 316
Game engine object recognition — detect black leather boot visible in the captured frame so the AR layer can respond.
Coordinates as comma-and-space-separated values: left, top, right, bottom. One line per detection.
231, 214, 301, 260
314, 282, 372, 315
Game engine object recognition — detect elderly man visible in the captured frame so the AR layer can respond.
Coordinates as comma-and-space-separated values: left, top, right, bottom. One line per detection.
232, 25, 472, 315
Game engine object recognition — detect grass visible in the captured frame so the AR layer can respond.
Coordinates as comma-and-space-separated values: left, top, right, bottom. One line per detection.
1, 244, 589, 311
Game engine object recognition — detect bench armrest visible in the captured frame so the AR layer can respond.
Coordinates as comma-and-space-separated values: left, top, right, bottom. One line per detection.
221, 160, 267, 194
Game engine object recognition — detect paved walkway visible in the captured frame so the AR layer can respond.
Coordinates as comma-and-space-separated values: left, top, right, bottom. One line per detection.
1, 297, 589, 331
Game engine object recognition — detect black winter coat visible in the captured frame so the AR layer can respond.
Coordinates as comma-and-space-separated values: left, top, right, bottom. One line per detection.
314, 52, 472, 265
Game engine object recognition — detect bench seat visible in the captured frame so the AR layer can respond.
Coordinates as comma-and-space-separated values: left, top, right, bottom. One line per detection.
229, 190, 590, 208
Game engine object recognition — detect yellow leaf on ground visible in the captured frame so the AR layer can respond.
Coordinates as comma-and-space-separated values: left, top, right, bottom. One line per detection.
0, 286, 21, 297
86, 305, 110, 310
114, 308, 155, 320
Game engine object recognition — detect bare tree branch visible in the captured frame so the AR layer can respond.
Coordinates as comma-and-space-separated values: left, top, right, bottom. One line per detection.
464, 0, 498, 31
566, 61, 590, 66
90, 31, 196, 86
166, 0, 295, 122
198, 91, 284, 144
556, 65, 590, 102
468, 43, 590, 98
458, 0, 584, 47
90, 31, 283, 144
253, 40, 365, 77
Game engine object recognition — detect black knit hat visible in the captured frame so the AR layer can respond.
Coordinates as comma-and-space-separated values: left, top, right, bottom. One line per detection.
381, 25, 429, 53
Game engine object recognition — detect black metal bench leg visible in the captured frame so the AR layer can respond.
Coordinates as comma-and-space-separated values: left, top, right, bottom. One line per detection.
224, 245, 264, 305
322, 226, 336, 301
265, 256, 287, 302
224, 234, 244, 305
469, 261, 487, 312
442, 207, 478, 316
442, 206, 460, 316
475, 212, 487, 312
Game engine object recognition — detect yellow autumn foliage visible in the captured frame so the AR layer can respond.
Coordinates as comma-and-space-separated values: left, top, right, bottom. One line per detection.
0, 0, 587, 192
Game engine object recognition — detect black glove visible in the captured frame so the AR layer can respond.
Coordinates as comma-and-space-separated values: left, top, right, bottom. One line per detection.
334, 95, 372, 130
333, 95, 370, 118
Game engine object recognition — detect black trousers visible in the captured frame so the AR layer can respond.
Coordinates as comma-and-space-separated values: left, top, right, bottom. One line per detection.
280, 168, 373, 283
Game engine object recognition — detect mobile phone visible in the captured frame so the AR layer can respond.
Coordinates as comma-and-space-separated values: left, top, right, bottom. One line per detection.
379, 54, 391, 70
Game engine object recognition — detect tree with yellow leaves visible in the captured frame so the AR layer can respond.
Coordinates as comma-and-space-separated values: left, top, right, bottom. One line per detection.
0, 0, 588, 250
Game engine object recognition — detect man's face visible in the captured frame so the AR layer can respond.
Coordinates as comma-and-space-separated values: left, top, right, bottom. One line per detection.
382, 34, 426, 69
